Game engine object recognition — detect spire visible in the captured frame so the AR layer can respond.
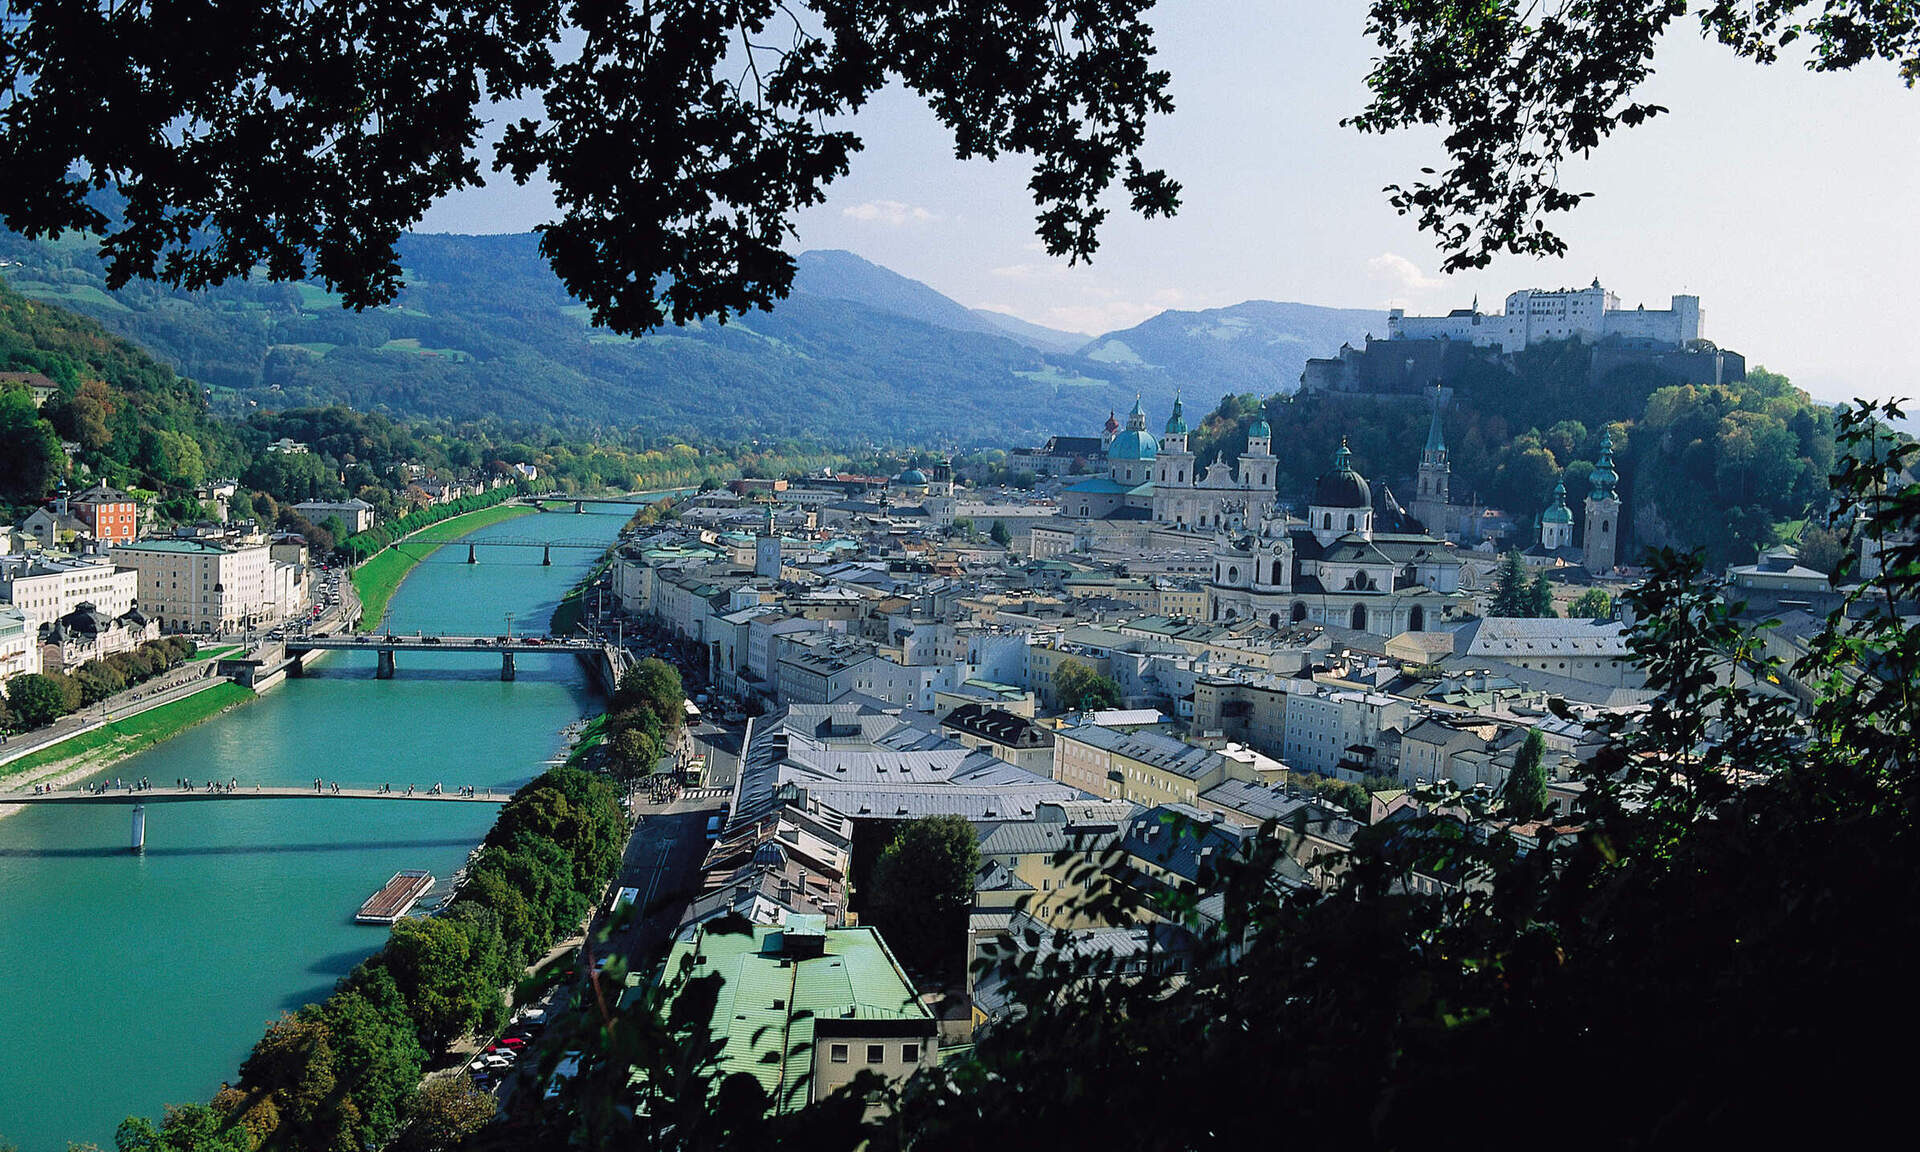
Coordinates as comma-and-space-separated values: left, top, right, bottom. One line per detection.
1333, 438, 1353, 474
1424, 385, 1446, 455
1164, 390, 1188, 436
1126, 394, 1147, 431
1589, 430, 1620, 501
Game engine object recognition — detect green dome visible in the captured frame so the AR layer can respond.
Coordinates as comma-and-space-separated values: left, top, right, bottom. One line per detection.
1164, 393, 1187, 435
1542, 479, 1573, 524
895, 468, 927, 485
1248, 418, 1271, 439
1109, 428, 1159, 460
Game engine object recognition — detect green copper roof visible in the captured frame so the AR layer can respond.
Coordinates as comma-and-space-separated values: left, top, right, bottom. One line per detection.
1248, 416, 1271, 438
657, 923, 931, 1115
1425, 390, 1447, 455
1164, 393, 1187, 436
1542, 478, 1573, 524
1588, 431, 1619, 501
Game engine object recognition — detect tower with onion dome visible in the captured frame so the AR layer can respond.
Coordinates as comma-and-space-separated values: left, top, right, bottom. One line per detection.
1584, 430, 1621, 571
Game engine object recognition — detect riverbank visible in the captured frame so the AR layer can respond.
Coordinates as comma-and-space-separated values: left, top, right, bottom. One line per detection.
0, 682, 257, 816
352, 502, 538, 627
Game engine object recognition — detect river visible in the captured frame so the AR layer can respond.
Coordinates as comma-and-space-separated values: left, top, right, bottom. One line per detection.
0, 503, 635, 1151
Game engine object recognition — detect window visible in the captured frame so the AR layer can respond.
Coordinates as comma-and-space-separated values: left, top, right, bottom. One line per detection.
830, 1044, 849, 1063
902, 1044, 920, 1062
866, 1044, 885, 1064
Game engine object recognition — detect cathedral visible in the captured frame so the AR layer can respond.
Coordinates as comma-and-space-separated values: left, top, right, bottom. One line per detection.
1043, 397, 1469, 634
1208, 441, 1466, 634
1060, 395, 1280, 529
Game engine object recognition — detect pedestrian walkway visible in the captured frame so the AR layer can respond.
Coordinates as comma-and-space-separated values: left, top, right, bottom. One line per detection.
0, 663, 222, 771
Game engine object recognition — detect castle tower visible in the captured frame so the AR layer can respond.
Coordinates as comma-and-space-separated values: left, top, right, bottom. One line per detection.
1412, 386, 1451, 537
1541, 478, 1575, 552
1583, 430, 1621, 571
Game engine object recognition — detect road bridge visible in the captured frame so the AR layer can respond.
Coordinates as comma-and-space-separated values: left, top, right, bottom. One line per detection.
388, 537, 609, 567
282, 634, 612, 681
0, 786, 512, 851
514, 493, 689, 514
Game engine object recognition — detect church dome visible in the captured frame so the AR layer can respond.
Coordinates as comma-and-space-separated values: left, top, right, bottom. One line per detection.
895, 468, 927, 485
1110, 395, 1159, 460
1165, 394, 1188, 436
1248, 417, 1271, 439
1311, 440, 1371, 509
1109, 428, 1159, 461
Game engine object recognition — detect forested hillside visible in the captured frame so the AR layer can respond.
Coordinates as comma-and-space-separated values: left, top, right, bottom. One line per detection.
0, 283, 840, 538
0, 279, 241, 516
0, 229, 1380, 447
1191, 342, 1837, 566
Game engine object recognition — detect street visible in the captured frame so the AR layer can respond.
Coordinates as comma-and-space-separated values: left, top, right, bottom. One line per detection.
609, 793, 728, 966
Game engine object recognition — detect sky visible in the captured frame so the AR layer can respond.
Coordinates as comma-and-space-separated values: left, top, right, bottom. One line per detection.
418, 2, 1920, 407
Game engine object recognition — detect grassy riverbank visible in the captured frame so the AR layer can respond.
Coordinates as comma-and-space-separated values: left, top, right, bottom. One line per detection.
351, 503, 537, 627
0, 683, 257, 784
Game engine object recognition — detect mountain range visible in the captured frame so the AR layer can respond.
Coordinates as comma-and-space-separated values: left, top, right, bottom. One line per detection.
0, 229, 1382, 447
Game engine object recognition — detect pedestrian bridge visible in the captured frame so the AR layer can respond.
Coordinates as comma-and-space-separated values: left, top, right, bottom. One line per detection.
0, 785, 513, 851
1, 786, 511, 806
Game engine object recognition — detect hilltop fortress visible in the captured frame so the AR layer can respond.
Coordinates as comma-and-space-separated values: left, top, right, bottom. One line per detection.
1387, 279, 1700, 352
1304, 278, 1742, 396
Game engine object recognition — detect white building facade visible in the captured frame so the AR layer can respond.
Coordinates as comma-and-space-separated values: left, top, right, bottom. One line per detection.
0, 555, 140, 628
1387, 280, 1702, 352
110, 540, 285, 634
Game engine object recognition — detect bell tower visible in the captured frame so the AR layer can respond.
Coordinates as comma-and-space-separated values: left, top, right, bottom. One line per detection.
1584, 431, 1621, 571
1411, 385, 1452, 538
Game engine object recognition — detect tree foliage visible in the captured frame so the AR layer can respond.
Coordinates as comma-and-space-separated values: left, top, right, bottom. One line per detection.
1053, 658, 1122, 712
397, 1077, 496, 1152
1503, 729, 1549, 820
865, 815, 981, 978
0, 1, 1177, 335
1569, 587, 1613, 620
118, 766, 627, 1145
1348, 1, 1920, 271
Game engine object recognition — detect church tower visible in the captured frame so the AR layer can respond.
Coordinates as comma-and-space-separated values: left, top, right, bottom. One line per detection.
1158, 392, 1196, 488
1541, 478, 1575, 552
1411, 386, 1451, 536
1583, 430, 1621, 571
1238, 413, 1275, 491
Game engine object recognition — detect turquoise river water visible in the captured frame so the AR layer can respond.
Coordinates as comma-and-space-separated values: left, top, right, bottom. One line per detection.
0, 503, 634, 1150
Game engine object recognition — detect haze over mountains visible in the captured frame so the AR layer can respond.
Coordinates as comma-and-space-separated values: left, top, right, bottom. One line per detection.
0, 228, 1381, 445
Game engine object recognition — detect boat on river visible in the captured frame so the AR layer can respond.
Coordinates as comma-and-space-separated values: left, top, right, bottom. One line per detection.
355, 870, 435, 924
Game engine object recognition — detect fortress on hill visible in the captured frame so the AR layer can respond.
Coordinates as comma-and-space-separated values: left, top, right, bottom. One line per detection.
1302, 279, 1742, 397
1386, 279, 1701, 353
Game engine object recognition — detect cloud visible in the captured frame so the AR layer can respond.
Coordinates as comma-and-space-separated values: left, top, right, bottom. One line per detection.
1368, 252, 1446, 294
841, 200, 939, 226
